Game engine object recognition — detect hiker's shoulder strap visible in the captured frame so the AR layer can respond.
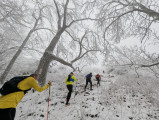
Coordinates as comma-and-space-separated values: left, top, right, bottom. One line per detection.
72, 76, 77, 82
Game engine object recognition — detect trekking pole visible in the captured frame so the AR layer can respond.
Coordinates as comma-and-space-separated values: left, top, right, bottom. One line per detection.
74, 82, 78, 99
47, 85, 51, 120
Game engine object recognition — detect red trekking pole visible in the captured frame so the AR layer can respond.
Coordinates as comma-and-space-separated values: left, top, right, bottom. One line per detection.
47, 85, 51, 120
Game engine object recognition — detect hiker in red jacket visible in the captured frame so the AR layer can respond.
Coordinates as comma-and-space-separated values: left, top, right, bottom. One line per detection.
95, 74, 101, 87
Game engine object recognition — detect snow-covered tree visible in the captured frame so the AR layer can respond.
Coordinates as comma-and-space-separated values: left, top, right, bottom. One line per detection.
98, 0, 159, 74
36, 0, 100, 84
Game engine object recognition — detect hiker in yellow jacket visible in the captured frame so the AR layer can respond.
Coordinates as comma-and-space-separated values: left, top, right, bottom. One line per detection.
65, 72, 77, 106
0, 74, 51, 120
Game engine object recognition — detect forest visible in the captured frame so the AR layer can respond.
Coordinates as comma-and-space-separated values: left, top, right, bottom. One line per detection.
0, 0, 159, 119
0, 0, 158, 84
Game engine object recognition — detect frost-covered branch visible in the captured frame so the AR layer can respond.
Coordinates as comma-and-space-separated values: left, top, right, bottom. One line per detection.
46, 51, 75, 70
67, 18, 98, 27
140, 62, 159, 67
53, 0, 61, 29
66, 30, 100, 63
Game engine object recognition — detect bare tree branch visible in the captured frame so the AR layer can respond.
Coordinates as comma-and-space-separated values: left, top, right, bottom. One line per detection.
63, 0, 69, 27
53, 0, 61, 29
46, 51, 75, 70
67, 18, 98, 27
140, 62, 159, 67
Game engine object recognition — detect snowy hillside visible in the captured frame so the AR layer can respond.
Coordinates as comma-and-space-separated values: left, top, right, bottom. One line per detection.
1, 1, 159, 120
14, 67, 159, 120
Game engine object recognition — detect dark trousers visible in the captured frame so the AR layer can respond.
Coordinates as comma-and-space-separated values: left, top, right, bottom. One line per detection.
0, 108, 16, 120
96, 78, 100, 86
66, 85, 73, 104
85, 79, 92, 90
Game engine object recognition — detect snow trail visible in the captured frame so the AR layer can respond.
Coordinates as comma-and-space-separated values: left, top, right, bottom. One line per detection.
15, 72, 159, 120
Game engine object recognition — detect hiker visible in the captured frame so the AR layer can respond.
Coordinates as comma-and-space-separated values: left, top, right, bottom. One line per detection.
65, 72, 77, 106
0, 74, 51, 120
84, 72, 93, 91
95, 74, 101, 87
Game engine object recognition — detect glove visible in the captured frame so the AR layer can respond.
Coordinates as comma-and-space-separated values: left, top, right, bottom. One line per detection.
32, 89, 35, 93
48, 81, 52, 86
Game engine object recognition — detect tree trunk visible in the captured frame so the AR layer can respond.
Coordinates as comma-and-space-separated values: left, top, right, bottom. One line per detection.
36, 28, 65, 85
36, 52, 53, 85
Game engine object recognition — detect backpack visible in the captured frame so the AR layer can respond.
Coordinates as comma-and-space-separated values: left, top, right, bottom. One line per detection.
96, 75, 100, 78
0, 76, 30, 95
67, 75, 71, 81
86, 74, 91, 79
67, 75, 74, 82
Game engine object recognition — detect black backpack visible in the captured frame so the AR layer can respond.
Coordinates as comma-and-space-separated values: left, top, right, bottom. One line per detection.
0, 76, 30, 95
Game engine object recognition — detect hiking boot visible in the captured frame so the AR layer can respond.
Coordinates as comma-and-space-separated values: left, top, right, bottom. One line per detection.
65, 103, 70, 107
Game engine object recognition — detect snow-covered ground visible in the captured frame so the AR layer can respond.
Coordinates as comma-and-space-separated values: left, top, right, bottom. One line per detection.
15, 68, 159, 120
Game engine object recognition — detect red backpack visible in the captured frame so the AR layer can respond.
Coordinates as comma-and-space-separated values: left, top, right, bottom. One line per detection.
95, 75, 100, 78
